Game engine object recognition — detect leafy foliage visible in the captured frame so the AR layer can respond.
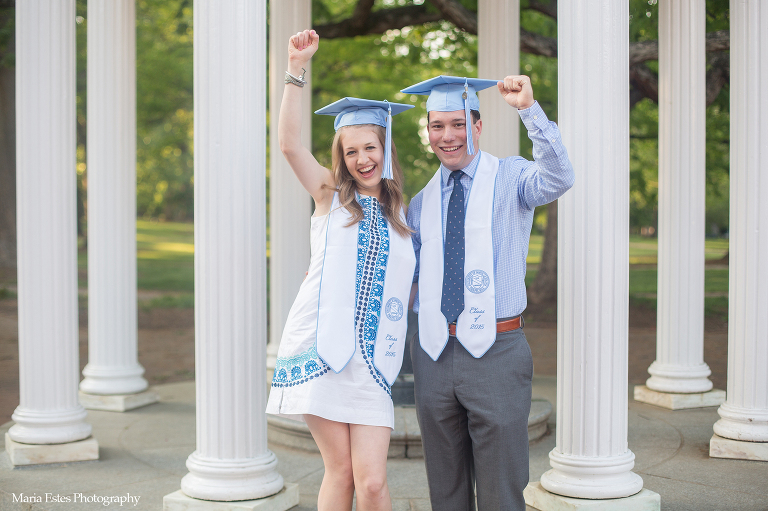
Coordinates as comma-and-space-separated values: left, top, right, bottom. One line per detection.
135, 0, 194, 220
76, 0, 194, 223
67, 0, 730, 234
626, 0, 730, 233
0, 7, 13, 68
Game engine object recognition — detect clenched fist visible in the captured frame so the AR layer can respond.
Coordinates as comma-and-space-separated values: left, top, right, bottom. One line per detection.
288, 29, 319, 65
497, 75, 534, 110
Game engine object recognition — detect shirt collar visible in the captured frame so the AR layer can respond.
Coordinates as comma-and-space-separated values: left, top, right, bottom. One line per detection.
440, 151, 482, 186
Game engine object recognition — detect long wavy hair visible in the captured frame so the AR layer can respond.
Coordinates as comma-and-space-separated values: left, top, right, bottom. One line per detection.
327, 124, 412, 238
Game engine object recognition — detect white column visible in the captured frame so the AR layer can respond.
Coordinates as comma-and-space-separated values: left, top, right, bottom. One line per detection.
528, 0, 657, 507
9, 0, 93, 446
79, 0, 151, 404
711, 0, 768, 454
643, 0, 714, 398
477, 0, 519, 158
169, 0, 292, 505
267, 0, 312, 374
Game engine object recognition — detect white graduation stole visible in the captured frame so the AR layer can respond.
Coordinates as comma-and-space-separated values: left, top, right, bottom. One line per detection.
419, 152, 498, 360
316, 194, 416, 385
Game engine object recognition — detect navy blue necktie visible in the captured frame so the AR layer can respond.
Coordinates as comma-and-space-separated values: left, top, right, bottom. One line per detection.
441, 170, 465, 323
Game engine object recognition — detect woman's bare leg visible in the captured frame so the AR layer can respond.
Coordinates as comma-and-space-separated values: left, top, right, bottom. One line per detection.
349, 424, 392, 511
304, 415, 355, 511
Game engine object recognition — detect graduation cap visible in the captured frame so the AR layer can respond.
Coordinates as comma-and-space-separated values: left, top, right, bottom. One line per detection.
315, 97, 414, 180
401, 76, 498, 155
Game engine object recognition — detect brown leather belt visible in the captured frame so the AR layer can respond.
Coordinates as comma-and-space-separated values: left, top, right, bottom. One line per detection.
448, 315, 524, 337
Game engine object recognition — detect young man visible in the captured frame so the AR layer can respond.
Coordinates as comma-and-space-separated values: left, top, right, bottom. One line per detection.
403, 75, 574, 510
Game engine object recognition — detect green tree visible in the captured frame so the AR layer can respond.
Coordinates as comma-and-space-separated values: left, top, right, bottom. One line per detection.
0, 0, 733, 292
0, 2, 14, 272
76, 0, 194, 225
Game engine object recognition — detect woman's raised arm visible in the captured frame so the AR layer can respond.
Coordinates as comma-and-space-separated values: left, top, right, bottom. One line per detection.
278, 29, 335, 212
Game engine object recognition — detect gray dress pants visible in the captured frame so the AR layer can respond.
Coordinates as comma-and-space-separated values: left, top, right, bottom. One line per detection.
411, 328, 533, 511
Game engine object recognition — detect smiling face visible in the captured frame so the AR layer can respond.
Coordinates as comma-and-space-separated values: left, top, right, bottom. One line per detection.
427, 110, 482, 171
339, 125, 385, 199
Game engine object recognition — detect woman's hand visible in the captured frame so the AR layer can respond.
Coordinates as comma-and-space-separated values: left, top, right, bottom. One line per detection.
288, 29, 319, 66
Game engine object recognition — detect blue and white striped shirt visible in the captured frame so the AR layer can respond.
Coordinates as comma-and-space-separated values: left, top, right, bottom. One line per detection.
406, 101, 574, 318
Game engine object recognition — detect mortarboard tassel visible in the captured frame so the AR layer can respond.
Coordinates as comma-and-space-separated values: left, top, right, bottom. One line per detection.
464, 80, 474, 156
383, 101, 393, 179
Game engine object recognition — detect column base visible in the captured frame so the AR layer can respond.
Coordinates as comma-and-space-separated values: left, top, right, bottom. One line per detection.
525, 482, 660, 510
645, 362, 713, 394
80, 365, 149, 396
5, 432, 99, 466
181, 450, 285, 501
634, 385, 725, 410
9, 406, 92, 444
709, 434, 768, 462
79, 389, 159, 412
163, 484, 299, 511
713, 403, 768, 441
540, 450, 644, 499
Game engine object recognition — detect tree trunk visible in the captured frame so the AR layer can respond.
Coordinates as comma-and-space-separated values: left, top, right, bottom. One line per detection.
528, 200, 557, 304
0, 12, 15, 272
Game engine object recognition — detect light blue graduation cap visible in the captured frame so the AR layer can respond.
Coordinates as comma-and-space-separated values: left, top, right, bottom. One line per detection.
401, 76, 498, 155
315, 97, 414, 180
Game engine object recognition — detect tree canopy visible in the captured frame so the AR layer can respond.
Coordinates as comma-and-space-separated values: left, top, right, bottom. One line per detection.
74, 0, 731, 233
0, 0, 732, 274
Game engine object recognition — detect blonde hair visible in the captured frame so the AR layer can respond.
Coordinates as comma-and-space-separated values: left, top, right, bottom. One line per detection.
326, 124, 412, 238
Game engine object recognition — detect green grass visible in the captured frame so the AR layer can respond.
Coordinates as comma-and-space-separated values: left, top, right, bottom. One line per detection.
68, 222, 730, 312
139, 293, 195, 310
527, 234, 729, 265
625, 268, 728, 296
527, 235, 543, 263
136, 220, 194, 291
78, 220, 194, 293
527, 268, 729, 296
0, 287, 16, 300
627, 235, 729, 264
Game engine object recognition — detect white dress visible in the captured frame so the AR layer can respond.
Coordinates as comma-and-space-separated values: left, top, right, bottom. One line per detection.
265, 196, 395, 429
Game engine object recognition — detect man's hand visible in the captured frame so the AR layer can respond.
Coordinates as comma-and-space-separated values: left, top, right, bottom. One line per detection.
497, 75, 534, 110
288, 29, 319, 66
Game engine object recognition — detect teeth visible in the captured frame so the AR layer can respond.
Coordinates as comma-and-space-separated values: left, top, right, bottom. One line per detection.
359, 165, 375, 173
442, 146, 461, 153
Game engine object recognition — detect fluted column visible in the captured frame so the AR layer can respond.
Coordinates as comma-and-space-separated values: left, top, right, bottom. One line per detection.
477, 0, 519, 158
80, 0, 151, 404
169, 0, 291, 504
267, 0, 312, 376
528, 0, 657, 507
711, 0, 768, 456
642, 0, 716, 401
9, 0, 93, 446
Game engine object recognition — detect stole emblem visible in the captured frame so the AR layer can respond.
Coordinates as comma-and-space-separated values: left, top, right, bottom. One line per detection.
465, 269, 490, 294
385, 297, 404, 321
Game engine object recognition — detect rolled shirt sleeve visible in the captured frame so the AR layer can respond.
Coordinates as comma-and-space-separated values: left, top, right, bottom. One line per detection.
516, 101, 575, 210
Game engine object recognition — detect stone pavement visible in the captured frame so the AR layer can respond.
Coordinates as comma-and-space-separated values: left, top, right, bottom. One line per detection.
2, 377, 767, 511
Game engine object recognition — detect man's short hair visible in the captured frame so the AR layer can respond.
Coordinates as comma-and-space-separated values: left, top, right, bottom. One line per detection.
427, 109, 481, 126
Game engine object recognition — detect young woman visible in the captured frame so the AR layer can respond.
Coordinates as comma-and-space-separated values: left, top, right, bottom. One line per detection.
265, 29, 416, 511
